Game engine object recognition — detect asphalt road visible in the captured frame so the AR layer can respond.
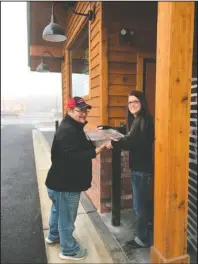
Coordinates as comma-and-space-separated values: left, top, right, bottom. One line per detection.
1, 124, 47, 263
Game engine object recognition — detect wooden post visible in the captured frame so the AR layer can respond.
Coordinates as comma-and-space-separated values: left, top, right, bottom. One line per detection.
100, 2, 109, 125
151, 2, 195, 263
62, 49, 71, 116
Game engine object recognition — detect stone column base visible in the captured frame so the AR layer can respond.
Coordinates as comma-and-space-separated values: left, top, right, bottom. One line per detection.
85, 149, 132, 213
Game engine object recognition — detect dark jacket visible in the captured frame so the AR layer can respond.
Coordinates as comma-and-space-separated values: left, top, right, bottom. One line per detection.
45, 114, 96, 192
112, 114, 154, 174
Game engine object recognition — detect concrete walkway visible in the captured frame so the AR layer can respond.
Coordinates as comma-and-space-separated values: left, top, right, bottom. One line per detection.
32, 129, 114, 263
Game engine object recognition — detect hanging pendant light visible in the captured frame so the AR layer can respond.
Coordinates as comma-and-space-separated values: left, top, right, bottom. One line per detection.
36, 51, 64, 72
42, 2, 66, 43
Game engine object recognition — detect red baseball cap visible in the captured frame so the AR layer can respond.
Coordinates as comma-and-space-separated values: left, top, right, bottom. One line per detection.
67, 97, 92, 110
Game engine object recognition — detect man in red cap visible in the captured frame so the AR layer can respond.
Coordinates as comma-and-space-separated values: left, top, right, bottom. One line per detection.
45, 97, 105, 260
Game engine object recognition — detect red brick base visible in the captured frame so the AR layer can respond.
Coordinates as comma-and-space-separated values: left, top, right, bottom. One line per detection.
85, 149, 132, 213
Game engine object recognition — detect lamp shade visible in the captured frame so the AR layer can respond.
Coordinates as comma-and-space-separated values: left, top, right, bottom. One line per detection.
36, 62, 49, 72
42, 22, 66, 42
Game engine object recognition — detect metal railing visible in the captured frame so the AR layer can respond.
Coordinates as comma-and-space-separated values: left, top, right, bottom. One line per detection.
188, 78, 197, 252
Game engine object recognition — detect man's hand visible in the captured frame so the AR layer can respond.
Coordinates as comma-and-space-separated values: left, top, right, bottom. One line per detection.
95, 144, 106, 155
106, 142, 113, 149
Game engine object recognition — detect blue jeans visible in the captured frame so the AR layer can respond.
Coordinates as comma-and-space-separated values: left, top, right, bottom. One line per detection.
131, 171, 153, 243
47, 188, 81, 256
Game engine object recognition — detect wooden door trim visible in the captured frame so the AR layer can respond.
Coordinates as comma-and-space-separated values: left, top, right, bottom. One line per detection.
136, 52, 156, 91
142, 58, 156, 94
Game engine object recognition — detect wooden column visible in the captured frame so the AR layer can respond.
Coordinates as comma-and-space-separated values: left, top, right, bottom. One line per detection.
100, 2, 109, 125
151, 2, 195, 264
62, 49, 71, 116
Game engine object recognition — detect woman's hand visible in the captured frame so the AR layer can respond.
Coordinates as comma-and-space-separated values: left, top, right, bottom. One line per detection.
95, 144, 106, 155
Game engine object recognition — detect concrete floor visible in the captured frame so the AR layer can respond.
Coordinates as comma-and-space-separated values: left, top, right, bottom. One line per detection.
100, 209, 151, 263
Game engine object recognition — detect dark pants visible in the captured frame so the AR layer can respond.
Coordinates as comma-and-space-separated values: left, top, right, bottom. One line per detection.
131, 171, 153, 244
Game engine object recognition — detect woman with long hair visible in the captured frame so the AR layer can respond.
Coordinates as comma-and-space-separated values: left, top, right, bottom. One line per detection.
106, 90, 154, 248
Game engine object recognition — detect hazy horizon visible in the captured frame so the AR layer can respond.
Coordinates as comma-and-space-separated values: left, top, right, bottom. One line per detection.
1, 2, 62, 101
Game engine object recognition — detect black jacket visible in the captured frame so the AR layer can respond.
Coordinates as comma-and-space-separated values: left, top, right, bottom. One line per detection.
45, 115, 96, 192
112, 114, 154, 174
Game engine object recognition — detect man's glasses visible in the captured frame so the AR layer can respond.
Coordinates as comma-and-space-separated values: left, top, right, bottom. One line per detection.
74, 108, 90, 114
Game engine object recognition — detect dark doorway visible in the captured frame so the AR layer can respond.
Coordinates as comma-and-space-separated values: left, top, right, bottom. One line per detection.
142, 58, 156, 118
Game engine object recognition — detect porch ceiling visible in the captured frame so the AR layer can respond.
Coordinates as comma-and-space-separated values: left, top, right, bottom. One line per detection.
27, 1, 68, 72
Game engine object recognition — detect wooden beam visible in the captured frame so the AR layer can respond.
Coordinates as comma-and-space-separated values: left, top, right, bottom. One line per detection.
151, 2, 195, 263
100, 2, 108, 125
30, 45, 63, 57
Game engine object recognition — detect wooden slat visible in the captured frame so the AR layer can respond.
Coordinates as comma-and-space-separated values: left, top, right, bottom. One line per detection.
108, 51, 137, 63
67, 3, 87, 38
109, 107, 126, 118
87, 97, 100, 107
109, 85, 136, 96
109, 62, 136, 74
90, 32, 100, 51
91, 76, 100, 89
67, 3, 85, 38
150, 2, 195, 263
109, 73, 136, 85
90, 15, 100, 33
90, 54, 100, 69
90, 43, 100, 60
67, 2, 85, 30
90, 20, 100, 41
109, 96, 128, 107
66, 3, 90, 49
89, 107, 100, 117
91, 65, 100, 79
91, 86, 100, 98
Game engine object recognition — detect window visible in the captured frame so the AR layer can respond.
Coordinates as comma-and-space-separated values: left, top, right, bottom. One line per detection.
70, 23, 89, 97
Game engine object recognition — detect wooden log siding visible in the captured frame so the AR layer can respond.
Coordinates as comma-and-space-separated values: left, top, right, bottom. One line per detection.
62, 2, 157, 127
188, 78, 197, 252
104, 2, 157, 127
61, 2, 102, 128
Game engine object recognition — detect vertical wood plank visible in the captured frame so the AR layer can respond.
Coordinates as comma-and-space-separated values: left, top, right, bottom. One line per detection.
61, 62, 64, 118
136, 54, 143, 91
151, 2, 195, 263
100, 2, 109, 125
62, 49, 71, 116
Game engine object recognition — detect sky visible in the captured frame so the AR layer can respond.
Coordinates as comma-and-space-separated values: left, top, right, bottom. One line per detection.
1, 2, 62, 100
